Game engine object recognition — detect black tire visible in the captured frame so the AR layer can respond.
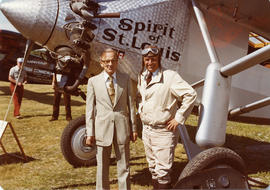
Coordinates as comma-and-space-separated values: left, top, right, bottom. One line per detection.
178, 147, 246, 181
61, 115, 96, 167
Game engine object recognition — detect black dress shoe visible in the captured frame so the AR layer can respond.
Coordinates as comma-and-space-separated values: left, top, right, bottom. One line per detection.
152, 179, 158, 190
157, 182, 172, 189
49, 117, 58, 121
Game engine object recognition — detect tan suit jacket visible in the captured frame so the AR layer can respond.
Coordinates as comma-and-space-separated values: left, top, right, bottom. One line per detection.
86, 70, 137, 146
138, 69, 197, 126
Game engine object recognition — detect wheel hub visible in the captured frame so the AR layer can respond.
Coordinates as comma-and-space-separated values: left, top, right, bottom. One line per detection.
71, 126, 96, 161
174, 166, 249, 189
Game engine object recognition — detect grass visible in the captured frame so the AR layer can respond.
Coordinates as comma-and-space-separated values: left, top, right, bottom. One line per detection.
0, 81, 270, 189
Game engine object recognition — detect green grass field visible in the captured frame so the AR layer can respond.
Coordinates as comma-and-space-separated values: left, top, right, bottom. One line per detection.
0, 81, 270, 189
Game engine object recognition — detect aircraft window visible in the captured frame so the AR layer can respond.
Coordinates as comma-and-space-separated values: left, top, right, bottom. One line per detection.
260, 61, 270, 69
248, 32, 270, 69
0, 53, 6, 61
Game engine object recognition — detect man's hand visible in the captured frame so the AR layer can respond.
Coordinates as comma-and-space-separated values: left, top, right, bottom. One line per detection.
131, 132, 138, 142
166, 119, 179, 131
85, 136, 95, 146
18, 82, 22, 86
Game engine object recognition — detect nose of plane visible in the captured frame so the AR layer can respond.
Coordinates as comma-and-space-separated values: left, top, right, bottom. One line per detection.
0, 0, 58, 46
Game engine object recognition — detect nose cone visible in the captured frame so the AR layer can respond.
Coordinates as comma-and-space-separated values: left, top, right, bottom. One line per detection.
0, 0, 58, 46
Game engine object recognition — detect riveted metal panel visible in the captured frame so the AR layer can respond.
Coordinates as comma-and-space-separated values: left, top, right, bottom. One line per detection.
0, 0, 58, 45
92, 0, 191, 79
44, 0, 79, 50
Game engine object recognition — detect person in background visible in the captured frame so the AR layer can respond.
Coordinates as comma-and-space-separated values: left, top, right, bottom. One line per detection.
8, 57, 27, 119
85, 48, 137, 190
49, 74, 72, 121
137, 45, 197, 189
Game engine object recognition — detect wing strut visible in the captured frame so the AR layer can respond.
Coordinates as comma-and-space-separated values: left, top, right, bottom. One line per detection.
220, 45, 270, 76
191, 0, 230, 148
229, 97, 270, 117
191, 0, 219, 63
192, 0, 270, 148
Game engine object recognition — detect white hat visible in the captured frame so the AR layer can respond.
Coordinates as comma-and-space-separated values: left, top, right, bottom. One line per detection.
17, 57, 24, 63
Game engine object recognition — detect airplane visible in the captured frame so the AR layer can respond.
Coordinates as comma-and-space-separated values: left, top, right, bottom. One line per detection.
0, 29, 55, 84
1, 0, 270, 188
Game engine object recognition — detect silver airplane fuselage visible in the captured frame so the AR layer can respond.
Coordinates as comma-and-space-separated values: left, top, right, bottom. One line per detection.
1, 0, 270, 122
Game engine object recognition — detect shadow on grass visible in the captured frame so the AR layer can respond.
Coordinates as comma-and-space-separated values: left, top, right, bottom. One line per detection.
0, 86, 84, 106
130, 161, 188, 187
0, 86, 11, 96
0, 152, 36, 165
52, 182, 96, 190
109, 156, 146, 166
225, 134, 270, 174
51, 123, 270, 189
18, 113, 52, 119
184, 124, 270, 174
21, 113, 71, 119
52, 161, 187, 189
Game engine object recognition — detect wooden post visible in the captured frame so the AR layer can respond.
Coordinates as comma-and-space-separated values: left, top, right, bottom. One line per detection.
0, 140, 7, 154
0, 120, 27, 161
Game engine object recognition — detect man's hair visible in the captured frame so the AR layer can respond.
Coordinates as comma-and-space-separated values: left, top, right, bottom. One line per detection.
100, 48, 118, 62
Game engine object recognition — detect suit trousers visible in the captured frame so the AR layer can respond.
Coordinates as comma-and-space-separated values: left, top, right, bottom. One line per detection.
96, 138, 130, 190
142, 124, 179, 185
52, 90, 71, 119
10, 83, 24, 116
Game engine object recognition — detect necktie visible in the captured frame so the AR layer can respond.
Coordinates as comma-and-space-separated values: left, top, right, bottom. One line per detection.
146, 72, 152, 85
108, 76, 115, 105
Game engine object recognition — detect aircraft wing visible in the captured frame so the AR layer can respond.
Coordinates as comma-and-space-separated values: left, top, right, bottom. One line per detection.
196, 0, 270, 39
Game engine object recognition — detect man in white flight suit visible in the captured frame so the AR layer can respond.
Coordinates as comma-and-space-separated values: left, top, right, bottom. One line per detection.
137, 45, 197, 189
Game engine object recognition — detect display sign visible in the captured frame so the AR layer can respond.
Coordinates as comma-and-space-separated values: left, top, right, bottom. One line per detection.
0, 120, 8, 139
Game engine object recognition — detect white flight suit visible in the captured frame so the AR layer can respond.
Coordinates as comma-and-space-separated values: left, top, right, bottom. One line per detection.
137, 68, 197, 185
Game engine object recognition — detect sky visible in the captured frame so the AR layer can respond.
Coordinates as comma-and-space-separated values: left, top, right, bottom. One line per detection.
0, 7, 18, 32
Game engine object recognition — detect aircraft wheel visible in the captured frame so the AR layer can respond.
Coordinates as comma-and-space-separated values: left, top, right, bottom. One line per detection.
174, 147, 247, 188
61, 115, 96, 167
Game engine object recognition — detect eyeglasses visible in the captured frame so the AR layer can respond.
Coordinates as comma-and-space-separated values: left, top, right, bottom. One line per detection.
141, 47, 159, 56
101, 59, 118, 65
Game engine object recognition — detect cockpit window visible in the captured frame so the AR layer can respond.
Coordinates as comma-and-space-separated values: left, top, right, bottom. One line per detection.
260, 61, 270, 68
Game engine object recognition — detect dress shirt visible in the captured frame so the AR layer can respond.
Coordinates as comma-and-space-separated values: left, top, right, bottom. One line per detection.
104, 72, 117, 88
143, 68, 159, 87
9, 65, 27, 83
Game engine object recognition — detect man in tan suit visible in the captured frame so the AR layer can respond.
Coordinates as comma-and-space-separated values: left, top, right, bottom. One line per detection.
137, 45, 197, 189
85, 48, 137, 190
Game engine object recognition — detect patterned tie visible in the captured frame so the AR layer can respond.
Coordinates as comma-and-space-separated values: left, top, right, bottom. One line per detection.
146, 72, 152, 85
108, 76, 115, 105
